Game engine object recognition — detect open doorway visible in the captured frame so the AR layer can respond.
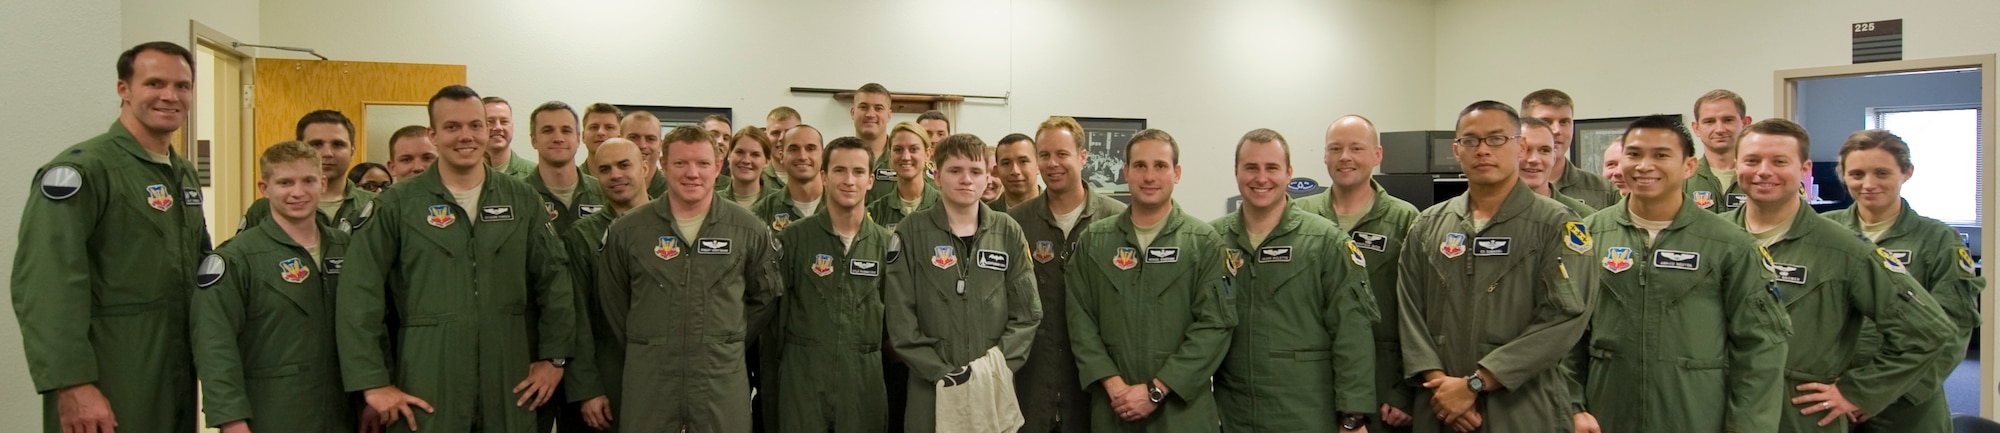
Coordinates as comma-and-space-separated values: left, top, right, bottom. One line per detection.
189, 22, 254, 242
1778, 54, 1996, 417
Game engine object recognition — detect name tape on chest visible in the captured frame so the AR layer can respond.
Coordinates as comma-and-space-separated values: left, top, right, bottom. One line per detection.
698, 238, 732, 255
1258, 246, 1293, 263
480, 205, 514, 222
850, 259, 880, 277
1351, 231, 1388, 252
1885, 249, 1913, 265
183, 187, 203, 206
324, 257, 344, 275
1653, 249, 1701, 271
1772, 262, 1808, 285
1145, 247, 1179, 264
1472, 237, 1511, 256
977, 249, 1009, 271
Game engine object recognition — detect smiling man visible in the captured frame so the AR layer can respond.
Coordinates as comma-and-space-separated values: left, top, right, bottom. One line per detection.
990, 133, 1042, 212
581, 102, 623, 156
1010, 117, 1126, 433
853, 83, 906, 205
1685, 90, 1754, 213
558, 137, 653, 432
484, 96, 538, 178
772, 136, 893, 432
750, 125, 826, 233
337, 85, 578, 433
14, 41, 214, 433
387, 125, 438, 181
1397, 101, 1596, 433
526, 101, 606, 234
1211, 129, 1375, 433
1724, 119, 1953, 433
1522, 89, 1620, 209
239, 110, 380, 234
1518, 117, 1596, 217
623, 111, 666, 199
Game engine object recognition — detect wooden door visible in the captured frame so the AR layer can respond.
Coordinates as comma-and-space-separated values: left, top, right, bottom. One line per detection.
252, 59, 465, 187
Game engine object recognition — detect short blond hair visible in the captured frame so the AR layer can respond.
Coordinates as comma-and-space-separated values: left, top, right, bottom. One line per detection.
260, 140, 322, 179
621, 111, 659, 130
1035, 116, 1087, 153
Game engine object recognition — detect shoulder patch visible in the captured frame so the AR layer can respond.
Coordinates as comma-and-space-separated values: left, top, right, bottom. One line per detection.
1959, 247, 1977, 276
38, 166, 81, 200
885, 232, 901, 264
1563, 221, 1591, 254
1876, 247, 1908, 274
195, 254, 225, 288
1346, 239, 1367, 267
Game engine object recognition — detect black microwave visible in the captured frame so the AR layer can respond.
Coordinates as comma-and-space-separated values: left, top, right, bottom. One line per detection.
1379, 130, 1459, 174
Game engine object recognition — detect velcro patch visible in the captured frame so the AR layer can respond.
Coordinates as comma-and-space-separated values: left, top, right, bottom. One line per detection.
1258, 246, 1292, 263
480, 205, 514, 222
1472, 237, 1511, 256
1351, 231, 1388, 252
38, 166, 81, 200
195, 254, 225, 288
1772, 263, 1807, 285
1145, 247, 1179, 264
849, 259, 880, 277
977, 249, 1009, 271
698, 238, 732, 255
1654, 250, 1700, 271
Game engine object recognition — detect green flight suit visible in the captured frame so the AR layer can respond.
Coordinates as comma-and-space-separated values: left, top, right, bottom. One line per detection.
1548, 189, 1596, 217
1725, 199, 1956, 433
773, 213, 893, 432
867, 154, 900, 205
1553, 163, 1621, 209
1210, 206, 1378, 432
1294, 181, 1422, 433
501, 153, 537, 178
1685, 157, 1747, 213
524, 165, 606, 235
715, 177, 783, 210
750, 189, 819, 233
238, 180, 379, 234
13, 122, 212, 433
866, 183, 941, 230
884, 206, 1043, 432
1067, 205, 1235, 433
335, 167, 578, 433
647, 170, 667, 199
1009, 192, 1126, 433
192, 220, 355, 432
1571, 199, 1789, 433
598, 198, 782, 433
1396, 182, 1597, 433
1825, 200, 1983, 433
560, 208, 620, 432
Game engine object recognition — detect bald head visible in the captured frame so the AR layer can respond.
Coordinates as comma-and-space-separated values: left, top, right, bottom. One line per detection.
1323, 115, 1384, 190
594, 138, 641, 167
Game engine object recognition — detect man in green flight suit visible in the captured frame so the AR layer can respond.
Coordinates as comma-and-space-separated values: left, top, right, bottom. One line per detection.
1566, 115, 1789, 433
239, 110, 379, 234
599, 125, 783, 432
336, 85, 578, 433
13, 41, 213, 433
523, 101, 606, 235
193, 141, 358, 433
1685, 89, 1754, 213
483, 96, 538, 178
773, 137, 892, 432
751, 125, 827, 233
1521, 89, 1620, 209
852, 83, 906, 206
622, 111, 668, 200
1397, 101, 1597, 433
1294, 114, 1424, 433
867, 122, 941, 229
1068, 129, 1234, 432
1826, 130, 1985, 433
1211, 129, 1377, 432
1724, 119, 1956, 432
558, 137, 651, 432
885, 133, 1044, 432
1519, 118, 1596, 217
1010, 116, 1125, 433
989, 133, 1043, 213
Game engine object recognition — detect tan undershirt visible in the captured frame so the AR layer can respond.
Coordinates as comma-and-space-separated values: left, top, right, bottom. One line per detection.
1055, 204, 1086, 238
677, 213, 707, 240
1248, 231, 1270, 249
305, 243, 323, 265
1750, 216, 1795, 249
1135, 218, 1165, 250
732, 191, 761, 209
1471, 217, 1492, 233
1629, 211, 1671, 246
450, 184, 482, 225
1713, 167, 1738, 193
1336, 199, 1372, 231
792, 197, 821, 218
1861, 213, 1898, 243
146, 150, 173, 166
318, 189, 346, 220
549, 182, 577, 208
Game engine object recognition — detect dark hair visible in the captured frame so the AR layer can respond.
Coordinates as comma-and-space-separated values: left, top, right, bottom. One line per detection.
1619, 114, 1696, 158
295, 110, 355, 142
583, 102, 623, 119
117, 41, 194, 82
388, 125, 430, 155
1233, 128, 1289, 165
995, 133, 1034, 151
822, 136, 873, 170
529, 101, 577, 130
1838, 130, 1914, 174
1521, 88, 1574, 111
857, 82, 890, 97
427, 85, 482, 127
1126, 129, 1181, 165
346, 162, 390, 185
917, 110, 950, 127
932, 134, 988, 168
1519, 117, 1553, 135
730, 126, 775, 158
1742, 118, 1812, 159
1455, 100, 1522, 131
479, 96, 509, 107
662, 125, 712, 152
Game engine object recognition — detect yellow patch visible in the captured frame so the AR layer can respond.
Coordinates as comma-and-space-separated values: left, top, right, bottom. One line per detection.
1958, 247, 1976, 276
1876, 247, 1908, 274
1559, 262, 1570, 280
1346, 239, 1367, 267
1563, 221, 1591, 254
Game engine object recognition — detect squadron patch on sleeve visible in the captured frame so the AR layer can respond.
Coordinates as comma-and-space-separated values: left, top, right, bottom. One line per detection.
195, 254, 226, 288
38, 166, 81, 200
1876, 247, 1908, 274
1563, 221, 1591, 254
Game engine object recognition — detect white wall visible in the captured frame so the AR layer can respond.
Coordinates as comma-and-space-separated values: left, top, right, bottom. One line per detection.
0, 0, 124, 430
257, 0, 1439, 220
1432, 0, 2000, 127
123, 0, 258, 47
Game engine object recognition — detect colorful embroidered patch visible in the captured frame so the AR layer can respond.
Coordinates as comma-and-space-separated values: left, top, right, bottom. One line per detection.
1563, 221, 1591, 254
1876, 247, 1907, 274
146, 184, 173, 211
932, 245, 957, 270
1959, 247, 1977, 276
1034, 241, 1055, 263
656, 236, 681, 261
1440, 233, 1466, 258
427, 205, 455, 228
1603, 247, 1633, 273
812, 254, 834, 277
1113, 247, 1138, 270
279, 257, 309, 283
1693, 191, 1714, 209
1346, 239, 1367, 267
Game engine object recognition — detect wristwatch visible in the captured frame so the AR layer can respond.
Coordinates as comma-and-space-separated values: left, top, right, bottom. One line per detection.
1146, 383, 1166, 403
1338, 412, 1370, 430
1464, 373, 1487, 395
547, 358, 569, 369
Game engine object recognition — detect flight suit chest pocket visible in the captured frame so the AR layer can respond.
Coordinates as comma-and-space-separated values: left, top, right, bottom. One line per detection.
1645, 251, 1717, 306
110, 173, 175, 237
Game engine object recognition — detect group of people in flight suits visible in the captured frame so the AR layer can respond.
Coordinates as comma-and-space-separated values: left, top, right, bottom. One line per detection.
11, 41, 1986, 433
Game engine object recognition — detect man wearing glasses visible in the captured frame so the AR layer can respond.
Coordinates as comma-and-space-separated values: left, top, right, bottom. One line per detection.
1397, 101, 1597, 432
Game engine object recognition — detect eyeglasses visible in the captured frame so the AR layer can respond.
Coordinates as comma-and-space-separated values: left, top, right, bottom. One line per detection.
1453, 135, 1519, 148
358, 181, 392, 192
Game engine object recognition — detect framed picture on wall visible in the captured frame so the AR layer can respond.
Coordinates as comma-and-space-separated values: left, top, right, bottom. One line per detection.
1572, 115, 1678, 176
1072, 117, 1147, 190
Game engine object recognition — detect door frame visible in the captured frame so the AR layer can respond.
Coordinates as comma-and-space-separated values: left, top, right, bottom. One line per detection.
188, 21, 256, 239
1775, 54, 1997, 417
